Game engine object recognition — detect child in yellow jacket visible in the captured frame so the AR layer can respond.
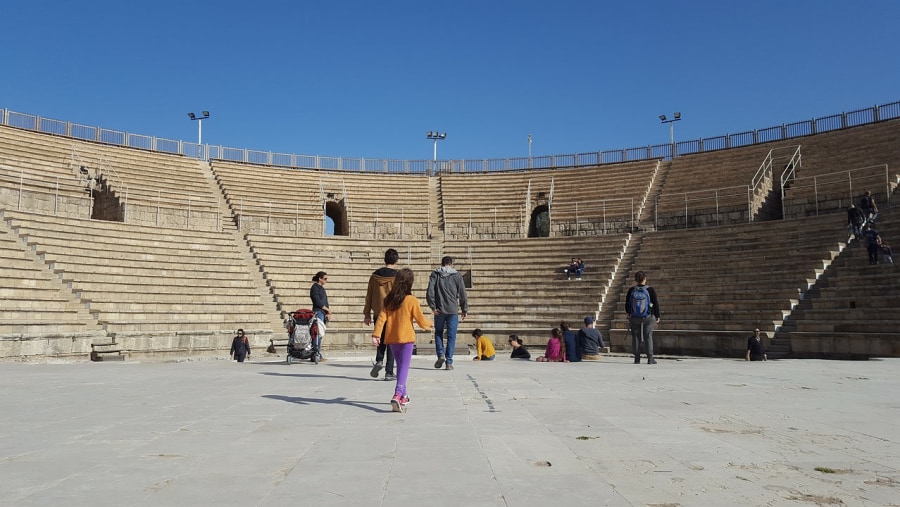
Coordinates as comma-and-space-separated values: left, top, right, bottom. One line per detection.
472, 328, 496, 360
372, 268, 432, 412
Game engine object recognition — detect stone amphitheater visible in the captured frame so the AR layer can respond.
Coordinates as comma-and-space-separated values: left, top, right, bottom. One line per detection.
1, 104, 898, 362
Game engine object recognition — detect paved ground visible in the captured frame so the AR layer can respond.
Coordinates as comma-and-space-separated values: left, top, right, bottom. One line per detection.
1, 353, 899, 507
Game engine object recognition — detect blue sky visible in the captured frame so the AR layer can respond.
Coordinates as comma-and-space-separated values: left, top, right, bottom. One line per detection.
1, 1, 898, 162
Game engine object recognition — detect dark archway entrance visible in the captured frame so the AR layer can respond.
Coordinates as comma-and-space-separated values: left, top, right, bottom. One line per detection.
325, 201, 348, 236
528, 205, 549, 238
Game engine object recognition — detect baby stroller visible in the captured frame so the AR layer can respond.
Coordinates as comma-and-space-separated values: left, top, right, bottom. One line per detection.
284, 308, 324, 364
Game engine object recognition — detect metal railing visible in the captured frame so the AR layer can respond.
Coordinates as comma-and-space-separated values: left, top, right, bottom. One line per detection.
655, 185, 752, 229
2, 101, 898, 174
782, 164, 892, 218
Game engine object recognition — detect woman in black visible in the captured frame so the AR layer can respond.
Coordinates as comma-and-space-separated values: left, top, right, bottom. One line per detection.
508, 335, 531, 360
310, 271, 331, 323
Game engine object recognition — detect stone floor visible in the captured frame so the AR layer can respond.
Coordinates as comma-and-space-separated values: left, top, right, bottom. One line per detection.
1, 353, 899, 506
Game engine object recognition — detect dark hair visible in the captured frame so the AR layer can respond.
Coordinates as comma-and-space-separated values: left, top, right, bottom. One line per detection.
634, 271, 647, 283
384, 248, 399, 265
560, 321, 571, 332
383, 268, 414, 311
312, 271, 327, 282
472, 328, 483, 338
551, 327, 561, 338
508, 335, 523, 345
236, 328, 245, 336
441, 256, 453, 266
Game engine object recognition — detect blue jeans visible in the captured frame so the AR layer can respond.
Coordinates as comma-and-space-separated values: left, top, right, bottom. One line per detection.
433, 313, 459, 365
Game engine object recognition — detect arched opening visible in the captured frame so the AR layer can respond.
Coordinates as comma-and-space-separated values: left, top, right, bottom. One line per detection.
325, 201, 348, 236
528, 205, 550, 238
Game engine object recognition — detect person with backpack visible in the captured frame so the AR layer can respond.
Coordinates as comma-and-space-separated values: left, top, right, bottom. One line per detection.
625, 271, 661, 365
230, 329, 251, 363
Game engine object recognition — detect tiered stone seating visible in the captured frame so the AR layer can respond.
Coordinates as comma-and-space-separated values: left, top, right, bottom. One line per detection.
545, 160, 659, 235
212, 161, 431, 239
607, 214, 848, 357
2, 210, 278, 351
440, 171, 536, 240
0, 125, 93, 218
440, 160, 658, 240
0, 216, 105, 357
655, 143, 780, 229
245, 234, 432, 347
781, 119, 900, 218
0, 125, 222, 230
442, 235, 629, 347
780, 208, 900, 357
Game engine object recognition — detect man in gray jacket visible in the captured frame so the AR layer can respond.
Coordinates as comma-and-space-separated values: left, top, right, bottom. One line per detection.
426, 256, 468, 370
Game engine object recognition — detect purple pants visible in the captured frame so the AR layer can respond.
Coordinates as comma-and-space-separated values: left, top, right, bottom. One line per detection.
388, 342, 414, 397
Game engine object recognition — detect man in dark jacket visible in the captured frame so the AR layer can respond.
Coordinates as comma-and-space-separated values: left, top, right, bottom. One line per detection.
230, 329, 251, 363
426, 256, 468, 370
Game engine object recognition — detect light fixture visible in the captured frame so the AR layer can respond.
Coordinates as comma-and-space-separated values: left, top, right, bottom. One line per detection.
659, 112, 683, 149
426, 131, 448, 164
187, 110, 211, 148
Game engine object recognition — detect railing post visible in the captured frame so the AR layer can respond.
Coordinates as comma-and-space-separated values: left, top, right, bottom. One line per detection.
873, 104, 880, 122
715, 189, 720, 226
813, 176, 819, 216
747, 186, 752, 223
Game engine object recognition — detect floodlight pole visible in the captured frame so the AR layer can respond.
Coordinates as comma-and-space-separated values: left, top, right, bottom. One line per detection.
188, 111, 210, 147
426, 131, 447, 173
659, 112, 682, 156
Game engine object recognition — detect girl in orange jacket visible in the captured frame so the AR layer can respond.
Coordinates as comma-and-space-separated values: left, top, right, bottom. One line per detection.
372, 268, 433, 412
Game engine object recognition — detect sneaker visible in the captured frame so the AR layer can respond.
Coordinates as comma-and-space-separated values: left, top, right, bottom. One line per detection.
445, 364, 454, 370
434, 356, 445, 369
370, 361, 383, 378
384, 373, 396, 381
648, 359, 658, 365
390, 395, 403, 413
400, 396, 410, 407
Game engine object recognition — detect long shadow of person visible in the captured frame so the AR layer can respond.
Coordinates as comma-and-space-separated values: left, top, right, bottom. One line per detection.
262, 394, 389, 413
